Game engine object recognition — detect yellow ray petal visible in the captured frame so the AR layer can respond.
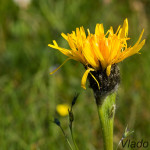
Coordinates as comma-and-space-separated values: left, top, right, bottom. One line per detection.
48, 41, 72, 57
106, 65, 111, 76
80, 26, 86, 39
82, 40, 99, 69
90, 72, 100, 90
67, 35, 77, 50
115, 25, 121, 35
95, 24, 104, 36
49, 58, 71, 75
115, 39, 145, 63
76, 28, 83, 48
119, 18, 128, 38
61, 33, 68, 41
92, 42, 105, 66
92, 36, 107, 68
117, 29, 145, 61
87, 29, 90, 36
53, 40, 58, 46
133, 29, 144, 47
128, 40, 145, 56
108, 37, 121, 62
108, 26, 114, 36
81, 68, 95, 89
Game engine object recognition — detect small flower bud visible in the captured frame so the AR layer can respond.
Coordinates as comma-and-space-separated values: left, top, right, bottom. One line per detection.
53, 118, 61, 126
68, 109, 74, 123
72, 93, 79, 107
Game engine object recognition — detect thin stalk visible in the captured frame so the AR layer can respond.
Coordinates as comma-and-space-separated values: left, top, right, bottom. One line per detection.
60, 126, 74, 150
70, 125, 79, 150
96, 92, 116, 150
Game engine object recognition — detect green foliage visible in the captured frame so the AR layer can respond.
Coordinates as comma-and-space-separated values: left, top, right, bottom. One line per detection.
0, 0, 150, 149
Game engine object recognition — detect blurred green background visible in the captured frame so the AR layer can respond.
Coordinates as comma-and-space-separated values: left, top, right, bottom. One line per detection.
0, 0, 150, 149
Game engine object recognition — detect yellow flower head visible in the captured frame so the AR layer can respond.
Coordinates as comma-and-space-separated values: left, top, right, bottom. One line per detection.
48, 19, 145, 89
56, 104, 70, 116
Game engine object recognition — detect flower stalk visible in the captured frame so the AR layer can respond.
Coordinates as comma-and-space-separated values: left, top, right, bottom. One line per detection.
96, 92, 116, 150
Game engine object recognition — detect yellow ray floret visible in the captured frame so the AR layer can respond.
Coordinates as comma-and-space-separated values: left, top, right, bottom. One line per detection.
48, 18, 145, 89
56, 104, 70, 116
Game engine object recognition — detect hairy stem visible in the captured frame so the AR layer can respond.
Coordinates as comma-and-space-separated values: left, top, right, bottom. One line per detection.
96, 92, 116, 150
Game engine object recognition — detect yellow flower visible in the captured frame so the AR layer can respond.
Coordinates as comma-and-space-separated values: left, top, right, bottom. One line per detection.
56, 104, 70, 116
48, 19, 145, 89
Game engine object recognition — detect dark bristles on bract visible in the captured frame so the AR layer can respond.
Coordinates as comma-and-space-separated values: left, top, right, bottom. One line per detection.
88, 64, 120, 105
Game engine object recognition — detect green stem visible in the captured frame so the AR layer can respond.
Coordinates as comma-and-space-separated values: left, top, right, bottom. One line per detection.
60, 126, 74, 150
96, 92, 116, 150
70, 127, 79, 150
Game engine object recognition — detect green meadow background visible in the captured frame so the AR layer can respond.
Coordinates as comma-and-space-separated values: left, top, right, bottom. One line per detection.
0, 0, 150, 149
